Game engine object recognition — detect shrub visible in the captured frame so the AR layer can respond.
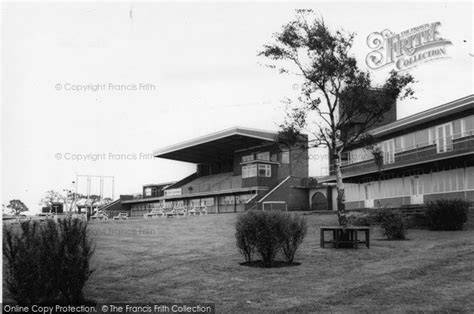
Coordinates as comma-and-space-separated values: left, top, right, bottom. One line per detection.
281, 214, 307, 263
347, 212, 374, 226
375, 210, 407, 240
235, 210, 307, 267
3, 217, 95, 304
253, 211, 287, 267
426, 199, 469, 231
235, 211, 258, 262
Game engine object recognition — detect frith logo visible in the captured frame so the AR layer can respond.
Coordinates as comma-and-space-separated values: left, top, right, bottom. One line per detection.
366, 22, 452, 71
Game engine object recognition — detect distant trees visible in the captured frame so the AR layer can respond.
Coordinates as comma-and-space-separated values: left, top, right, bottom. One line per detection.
40, 190, 111, 214
40, 190, 65, 212
6, 199, 29, 215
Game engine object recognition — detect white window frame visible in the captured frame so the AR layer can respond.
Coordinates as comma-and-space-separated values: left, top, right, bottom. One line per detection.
460, 118, 466, 137
242, 164, 257, 178
436, 122, 454, 153
381, 139, 395, 164
242, 154, 254, 163
258, 164, 271, 177
256, 151, 270, 161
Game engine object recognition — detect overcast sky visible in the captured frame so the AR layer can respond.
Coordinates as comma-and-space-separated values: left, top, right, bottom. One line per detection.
2, 1, 473, 212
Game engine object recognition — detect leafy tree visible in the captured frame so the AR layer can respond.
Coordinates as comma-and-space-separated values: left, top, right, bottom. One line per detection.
40, 190, 64, 213
259, 10, 415, 226
40, 190, 94, 213
6, 200, 29, 215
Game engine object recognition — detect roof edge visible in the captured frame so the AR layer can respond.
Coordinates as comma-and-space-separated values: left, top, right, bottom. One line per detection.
152, 126, 280, 157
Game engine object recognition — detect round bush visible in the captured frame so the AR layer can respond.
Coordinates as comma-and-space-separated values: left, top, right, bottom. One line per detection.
426, 200, 469, 231
375, 210, 407, 240
235, 210, 307, 267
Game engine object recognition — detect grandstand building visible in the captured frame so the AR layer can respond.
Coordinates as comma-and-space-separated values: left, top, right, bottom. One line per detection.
313, 94, 474, 210
102, 95, 473, 217
114, 127, 310, 217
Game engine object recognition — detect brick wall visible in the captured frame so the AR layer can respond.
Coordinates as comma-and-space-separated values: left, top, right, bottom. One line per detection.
259, 177, 309, 211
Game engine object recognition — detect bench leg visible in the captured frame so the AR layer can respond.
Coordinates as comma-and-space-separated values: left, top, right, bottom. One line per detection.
366, 230, 370, 248
320, 229, 324, 248
354, 231, 358, 249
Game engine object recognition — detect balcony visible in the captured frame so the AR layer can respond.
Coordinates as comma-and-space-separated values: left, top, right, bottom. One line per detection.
330, 132, 474, 177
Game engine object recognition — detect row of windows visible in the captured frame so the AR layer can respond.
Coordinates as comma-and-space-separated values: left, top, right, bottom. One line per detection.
133, 194, 255, 209
347, 115, 474, 165
241, 151, 290, 164
345, 167, 474, 201
242, 164, 271, 178
242, 151, 270, 162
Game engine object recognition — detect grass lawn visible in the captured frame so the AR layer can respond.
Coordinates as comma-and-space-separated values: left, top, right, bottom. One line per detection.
81, 213, 474, 312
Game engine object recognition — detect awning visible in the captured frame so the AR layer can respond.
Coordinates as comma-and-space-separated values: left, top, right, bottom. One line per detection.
153, 127, 278, 163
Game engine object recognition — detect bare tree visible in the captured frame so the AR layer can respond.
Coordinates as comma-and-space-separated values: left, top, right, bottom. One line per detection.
259, 10, 415, 226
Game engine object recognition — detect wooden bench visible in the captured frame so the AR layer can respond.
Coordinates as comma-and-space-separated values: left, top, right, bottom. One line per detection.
188, 206, 207, 216
144, 209, 165, 219
91, 210, 109, 221
320, 226, 370, 249
113, 212, 129, 220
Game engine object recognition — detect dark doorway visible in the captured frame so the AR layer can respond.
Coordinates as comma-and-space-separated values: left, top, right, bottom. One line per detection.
311, 192, 328, 211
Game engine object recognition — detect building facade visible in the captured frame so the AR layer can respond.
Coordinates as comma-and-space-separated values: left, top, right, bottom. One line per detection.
118, 127, 310, 217
314, 95, 474, 210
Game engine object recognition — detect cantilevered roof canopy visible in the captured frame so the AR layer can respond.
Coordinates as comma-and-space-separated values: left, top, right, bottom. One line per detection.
153, 127, 278, 163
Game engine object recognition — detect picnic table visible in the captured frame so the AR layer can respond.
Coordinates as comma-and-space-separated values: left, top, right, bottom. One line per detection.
320, 226, 370, 249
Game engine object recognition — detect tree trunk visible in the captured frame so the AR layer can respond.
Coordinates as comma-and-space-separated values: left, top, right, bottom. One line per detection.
334, 151, 348, 227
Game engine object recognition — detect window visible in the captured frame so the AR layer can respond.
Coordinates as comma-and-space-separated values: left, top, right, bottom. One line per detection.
401, 133, 415, 151
429, 127, 436, 145
200, 197, 214, 206
242, 164, 257, 178
349, 148, 372, 164
258, 164, 271, 177
190, 199, 200, 207
436, 123, 453, 153
144, 187, 152, 196
414, 129, 429, 148
380, 139, 395, 164
219, 195, 235, 205
256, 151, 270, 161
467, 167, 474, 190
242, 154, 254, 162
463, 115, 474, 137
281, 150, 290, 164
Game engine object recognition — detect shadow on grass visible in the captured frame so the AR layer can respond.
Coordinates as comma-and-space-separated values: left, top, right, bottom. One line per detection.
239, 261, 301, 268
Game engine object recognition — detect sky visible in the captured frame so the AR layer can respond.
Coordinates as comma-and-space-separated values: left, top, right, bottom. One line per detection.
1, 1, 473, 213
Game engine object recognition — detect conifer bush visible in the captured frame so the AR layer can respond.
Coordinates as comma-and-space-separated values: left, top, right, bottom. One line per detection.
3, 217, 95, 304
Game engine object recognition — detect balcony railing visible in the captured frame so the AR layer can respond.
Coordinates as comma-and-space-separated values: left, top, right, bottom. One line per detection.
328, 131, 474, 176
